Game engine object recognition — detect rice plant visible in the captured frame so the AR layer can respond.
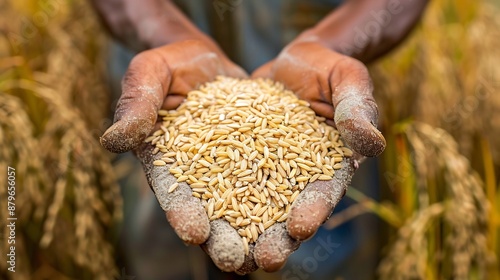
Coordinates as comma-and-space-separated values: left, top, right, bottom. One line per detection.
0, 0, 121, 279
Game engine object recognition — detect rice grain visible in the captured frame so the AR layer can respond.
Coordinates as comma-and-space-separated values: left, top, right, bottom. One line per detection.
149, 77, 351, 251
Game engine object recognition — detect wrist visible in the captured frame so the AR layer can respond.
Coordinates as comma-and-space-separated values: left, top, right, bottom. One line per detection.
125, 5, 201, 49
290, 25, 368, 61
289, 0, 428, 63
129, 11, 209, 50
289, 29, 327, 48
122, 0, 223, 54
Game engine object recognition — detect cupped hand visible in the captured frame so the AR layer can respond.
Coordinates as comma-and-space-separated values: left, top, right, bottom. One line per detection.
100, 40, 250, 270
248, 41, 386, 271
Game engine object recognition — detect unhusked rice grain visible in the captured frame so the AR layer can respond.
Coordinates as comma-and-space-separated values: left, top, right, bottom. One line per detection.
148, 77, 351, 251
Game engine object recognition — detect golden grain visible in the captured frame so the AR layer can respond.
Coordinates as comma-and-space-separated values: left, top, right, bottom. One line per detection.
333, 163, 343, 170
153, 160, 167, 166
317, 174, 332, 181
168, 183, 179, 193
149, 77, 349, 245
243, 237, 249, 255
251, 223, 259, 241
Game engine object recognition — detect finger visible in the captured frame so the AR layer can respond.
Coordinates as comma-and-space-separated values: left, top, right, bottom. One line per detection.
202, 219, 246, 272
251, 60, 274, 79
330, 57, 386, 157
286, 157, 355, 241
235, 244, 258, 275
101, 48, 171, 153
135, 143, 210, 244
254, 223, 300, 272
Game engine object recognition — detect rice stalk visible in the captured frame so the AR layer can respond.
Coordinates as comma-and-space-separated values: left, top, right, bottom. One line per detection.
0, 0, 121, 279
378, 122, 492, 279
366, 0, 499, 278
378, 203, 445, 280
371, 0, 500, 162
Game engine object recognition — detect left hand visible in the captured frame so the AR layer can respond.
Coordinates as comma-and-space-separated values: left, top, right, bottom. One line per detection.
249, 41, 386, 272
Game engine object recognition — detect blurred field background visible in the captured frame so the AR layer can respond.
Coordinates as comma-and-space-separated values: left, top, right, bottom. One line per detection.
0, 0, 499, 279
0, 0, 121, 279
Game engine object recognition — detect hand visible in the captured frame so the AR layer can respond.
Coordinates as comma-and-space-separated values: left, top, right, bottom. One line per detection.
100, 40, 254, 270
249, 41, 386, 270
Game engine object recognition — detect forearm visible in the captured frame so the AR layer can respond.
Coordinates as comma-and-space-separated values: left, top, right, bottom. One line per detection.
294, 0, 428, 63
90, 0, 222, 52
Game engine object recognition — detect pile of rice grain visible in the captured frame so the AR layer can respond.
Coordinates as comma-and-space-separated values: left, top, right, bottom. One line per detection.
146, 77, 352, 253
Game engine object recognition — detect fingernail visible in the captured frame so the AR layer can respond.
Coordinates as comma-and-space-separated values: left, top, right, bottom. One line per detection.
367, 124, 386, 156
99, 122, 120, 152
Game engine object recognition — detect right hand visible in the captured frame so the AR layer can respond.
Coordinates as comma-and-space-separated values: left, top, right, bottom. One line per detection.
100, 39, 269, 272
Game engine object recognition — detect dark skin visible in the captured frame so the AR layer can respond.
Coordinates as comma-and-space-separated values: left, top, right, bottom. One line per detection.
93, 0, 428, 273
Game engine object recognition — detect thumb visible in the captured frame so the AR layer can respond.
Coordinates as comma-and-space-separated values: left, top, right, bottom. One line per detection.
330, 57, 386, 157
100, 49, 171, 153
